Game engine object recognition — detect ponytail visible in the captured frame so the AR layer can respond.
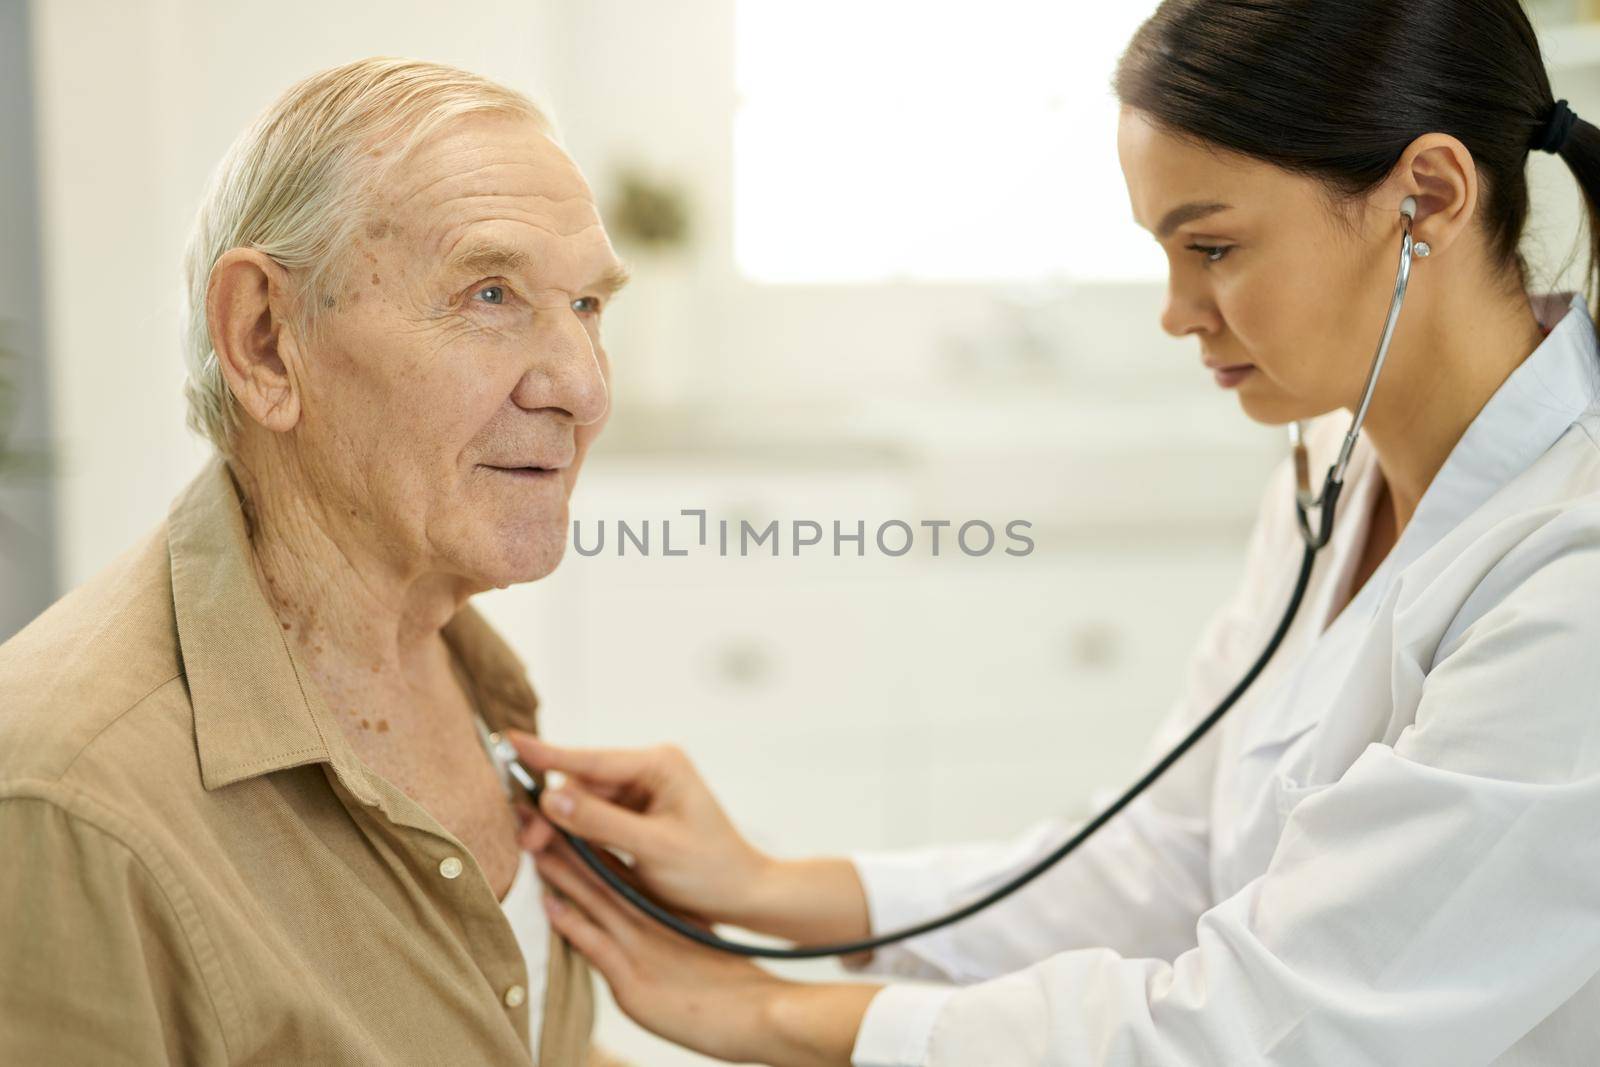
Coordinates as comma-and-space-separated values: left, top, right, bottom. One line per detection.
1544, 100, 1600, 325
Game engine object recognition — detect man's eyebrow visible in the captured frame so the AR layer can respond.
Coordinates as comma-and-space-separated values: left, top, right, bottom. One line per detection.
590, 262, 632, 297
442, 242, 631, 296
1151, 201, 1234, 240
442, 241, 533, 277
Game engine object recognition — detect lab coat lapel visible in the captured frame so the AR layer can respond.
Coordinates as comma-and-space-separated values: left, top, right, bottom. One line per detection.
1232, 291, 1600, 766
1303, 294, 1600, 786
1230, 433, 1386, 764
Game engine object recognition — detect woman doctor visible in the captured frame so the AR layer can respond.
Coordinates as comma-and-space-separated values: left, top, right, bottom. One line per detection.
512, 1, 1600, 1063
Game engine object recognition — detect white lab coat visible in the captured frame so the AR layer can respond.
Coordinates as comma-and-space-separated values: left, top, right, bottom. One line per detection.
847, 290, 1600, 1066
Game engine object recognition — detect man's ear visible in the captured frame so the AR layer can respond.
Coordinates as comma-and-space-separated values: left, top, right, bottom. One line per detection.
206, 248, 304, 435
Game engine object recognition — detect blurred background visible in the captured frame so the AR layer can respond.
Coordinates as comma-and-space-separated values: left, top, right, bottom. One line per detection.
2, 1, 1596, 1062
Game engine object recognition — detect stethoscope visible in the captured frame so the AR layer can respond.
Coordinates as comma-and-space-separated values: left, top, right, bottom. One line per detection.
487, 197, 1423, 959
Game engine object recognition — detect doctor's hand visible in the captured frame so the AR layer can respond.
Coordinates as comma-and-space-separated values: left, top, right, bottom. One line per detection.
533, 830, 879, 1067
505, 732, 873, 948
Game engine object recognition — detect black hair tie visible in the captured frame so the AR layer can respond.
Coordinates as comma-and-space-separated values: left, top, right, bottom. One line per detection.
1533, 98, 1579, 155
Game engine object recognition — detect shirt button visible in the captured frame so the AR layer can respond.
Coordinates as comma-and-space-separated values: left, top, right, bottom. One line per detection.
438, 856, 463, 879
503, 984, 526, 1008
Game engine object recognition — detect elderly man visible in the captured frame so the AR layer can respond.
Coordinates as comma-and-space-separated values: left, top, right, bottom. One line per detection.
0, 57, 628, 1065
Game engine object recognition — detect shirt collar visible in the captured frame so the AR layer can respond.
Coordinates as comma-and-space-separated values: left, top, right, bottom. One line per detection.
1358, 289, 1600, 584
169, 454, 540, 794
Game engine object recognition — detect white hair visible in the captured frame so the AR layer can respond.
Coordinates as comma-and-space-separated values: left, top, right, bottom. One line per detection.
179, 56, 552, 455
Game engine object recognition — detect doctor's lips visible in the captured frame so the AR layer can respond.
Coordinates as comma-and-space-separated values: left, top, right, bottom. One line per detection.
1202, 357, 1255, 389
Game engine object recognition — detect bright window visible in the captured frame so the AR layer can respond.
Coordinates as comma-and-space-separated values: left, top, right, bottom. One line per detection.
734, 0, 1166, 284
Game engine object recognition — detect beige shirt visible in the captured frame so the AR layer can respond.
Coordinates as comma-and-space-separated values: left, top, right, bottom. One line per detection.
0, 455, 595, 1065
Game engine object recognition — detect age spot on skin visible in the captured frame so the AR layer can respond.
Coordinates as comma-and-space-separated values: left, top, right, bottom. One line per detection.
364, 218, 392, 240
376, 719, 390, 733
371, 273, 381, 286
360, 717, 371, 730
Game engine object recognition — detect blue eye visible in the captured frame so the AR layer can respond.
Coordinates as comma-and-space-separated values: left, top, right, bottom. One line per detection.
474, 285, 506, 305
1186, 244, 1232, 265
572, 296, 602, 315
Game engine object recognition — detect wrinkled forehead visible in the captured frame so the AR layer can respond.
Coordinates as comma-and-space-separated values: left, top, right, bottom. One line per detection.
376, 116, 612, 271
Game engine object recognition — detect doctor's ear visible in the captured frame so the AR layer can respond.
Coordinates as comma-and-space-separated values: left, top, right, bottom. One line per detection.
206, 247, 305, 436
1387, 132, 1479, 260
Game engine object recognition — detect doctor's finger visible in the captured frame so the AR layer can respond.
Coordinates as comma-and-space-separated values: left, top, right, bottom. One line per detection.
539, 781, 663, 858
536, 846, 640, 948
518, 810, 556, 853
542, 894, 631, 987
505, 731, 681, 789
545, 834, 722, 931
542, 831, 642, 894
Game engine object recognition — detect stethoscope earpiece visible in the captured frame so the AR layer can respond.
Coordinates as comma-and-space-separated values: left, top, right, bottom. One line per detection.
1400, 197, 1430, 258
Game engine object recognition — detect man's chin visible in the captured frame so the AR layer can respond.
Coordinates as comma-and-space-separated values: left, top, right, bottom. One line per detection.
482, 537, 568, 589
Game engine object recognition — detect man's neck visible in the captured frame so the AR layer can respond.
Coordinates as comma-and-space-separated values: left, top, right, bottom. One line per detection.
230, 447, 474, 709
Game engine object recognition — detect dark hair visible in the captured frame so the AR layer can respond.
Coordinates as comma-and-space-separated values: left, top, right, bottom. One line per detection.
1113, 0, 1600, 328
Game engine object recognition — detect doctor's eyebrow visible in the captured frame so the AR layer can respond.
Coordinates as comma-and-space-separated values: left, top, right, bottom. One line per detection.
1154, 201, 1234, 240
